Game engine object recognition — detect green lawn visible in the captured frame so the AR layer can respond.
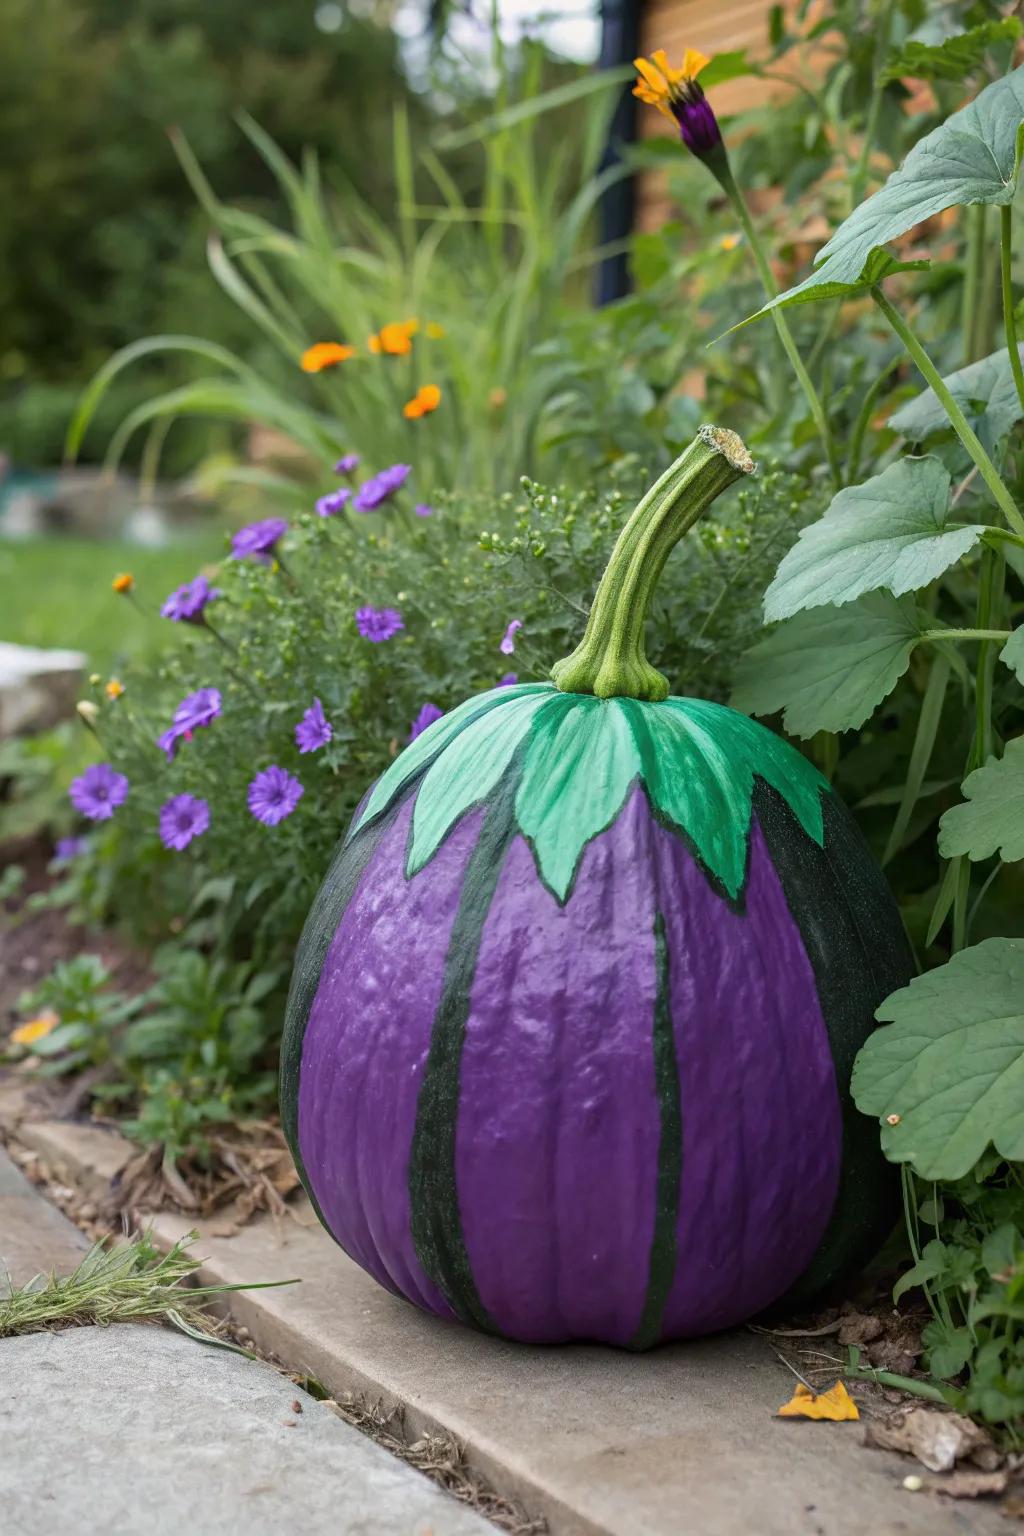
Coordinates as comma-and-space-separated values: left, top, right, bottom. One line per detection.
0, 534, 225, 671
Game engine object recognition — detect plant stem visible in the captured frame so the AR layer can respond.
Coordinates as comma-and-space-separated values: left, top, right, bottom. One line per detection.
962, 204, 986, 364
551, 427, 755, 700
846, 354, 902, 484
873, 287, 1024, 536
919, 627, 1010, 643
849, 0, 894, 209
722, 170, 842, 489
845, 1363, 949, 1404
1000, 204, 1024, 417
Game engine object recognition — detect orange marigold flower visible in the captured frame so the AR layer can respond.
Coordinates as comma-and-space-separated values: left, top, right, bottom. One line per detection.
301, 342, 355, 372
105, 678, 125, 700
369, 320, 417, 357
403, 383, 442, 420
112, 572, 134, 594
11, 1009, 59, 1047
634, 48, 724, 168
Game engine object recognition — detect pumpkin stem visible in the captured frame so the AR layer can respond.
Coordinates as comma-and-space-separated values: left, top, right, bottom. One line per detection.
550, 426, 755, 701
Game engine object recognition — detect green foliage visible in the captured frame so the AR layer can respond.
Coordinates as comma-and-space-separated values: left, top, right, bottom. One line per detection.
890, 343, 1024, 448
15, 955, 141, 1075
762, 457, 987, 620
880, 17, 1022, 84
938, 739, 1024, 862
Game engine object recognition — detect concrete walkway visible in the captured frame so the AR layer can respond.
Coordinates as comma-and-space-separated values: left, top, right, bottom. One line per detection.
0, 1150, 491, 1536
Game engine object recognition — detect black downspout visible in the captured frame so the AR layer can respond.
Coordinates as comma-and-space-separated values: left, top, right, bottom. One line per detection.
596, 0, 642, 306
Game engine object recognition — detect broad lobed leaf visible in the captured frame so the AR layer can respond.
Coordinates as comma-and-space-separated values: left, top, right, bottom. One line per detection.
890, 343, 1024, 447
763, 456, 985, 622
732, 592, 926, 738
851, 938, 1024, 1180
938, 737, 1024, 863
880, 18, 1023, 85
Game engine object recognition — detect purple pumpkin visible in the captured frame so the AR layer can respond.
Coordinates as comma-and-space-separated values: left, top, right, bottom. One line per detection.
281, 429, 913, 1346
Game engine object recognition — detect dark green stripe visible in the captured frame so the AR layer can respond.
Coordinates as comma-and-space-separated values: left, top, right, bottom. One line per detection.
279, 794, 406, 1222
629, 909, 683, 1350
407, 771, 520, 1332
754, 782, 915, 1306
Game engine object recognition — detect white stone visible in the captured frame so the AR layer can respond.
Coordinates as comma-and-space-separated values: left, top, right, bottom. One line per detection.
0, 641, 86, 738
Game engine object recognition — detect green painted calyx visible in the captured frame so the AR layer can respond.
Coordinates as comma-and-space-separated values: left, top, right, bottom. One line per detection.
347, 684, 828, 904
550, 425, 756, 702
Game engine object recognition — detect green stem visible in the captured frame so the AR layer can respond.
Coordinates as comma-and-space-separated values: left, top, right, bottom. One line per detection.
845, 1363, 949, 1404
962, 204, 986, 365
873, 287, 1024, 536
551, 427, 755, 700
849, 0, 894, 209
846, 354, 902, 484
1000, 204, 1024, 418
920, 627, 1011, 643
722, 170, 841, 489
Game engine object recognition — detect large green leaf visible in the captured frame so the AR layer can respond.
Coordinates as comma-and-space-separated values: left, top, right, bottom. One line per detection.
938, 737, 1024, 862
731, 593, 926, 738
880, 19, 1023, 84
750, 65, 1024, 318
851, 938, 1024, 1179
763, 457, 984, 622
890, 344, 1024, 446
1000, 624, 1024, 682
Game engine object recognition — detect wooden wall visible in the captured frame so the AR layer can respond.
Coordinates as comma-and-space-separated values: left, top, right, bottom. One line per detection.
636, 0, 818, 228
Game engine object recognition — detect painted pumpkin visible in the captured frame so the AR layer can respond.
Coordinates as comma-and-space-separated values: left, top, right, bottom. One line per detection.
281, 428, 914, 1347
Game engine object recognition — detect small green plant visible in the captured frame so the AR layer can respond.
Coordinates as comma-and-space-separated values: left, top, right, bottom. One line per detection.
14, 956, 141, 1075
0, 1229, 289, 1348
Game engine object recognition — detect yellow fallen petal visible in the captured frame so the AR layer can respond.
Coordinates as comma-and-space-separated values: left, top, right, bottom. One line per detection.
11, 1010, 60, 1047
777, 1381, 859, 1422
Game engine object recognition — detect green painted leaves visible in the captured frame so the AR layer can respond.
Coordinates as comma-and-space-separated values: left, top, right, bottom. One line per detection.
747, 65, 1024, 320
938, 738, 1024, 863
763, 457, 985, 622
349, 682, 827, 902
852, 939, 1024, 1179
732, 593, 927, 738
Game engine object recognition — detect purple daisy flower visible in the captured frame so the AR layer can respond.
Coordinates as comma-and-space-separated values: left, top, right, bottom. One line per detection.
316, 488, 351, 518
248, 766, 304, 826
53, 836, 88, 862
230, 517, 289, 562
353, 463, 411, 512
498, 672, 518, 687
159, 793, 210, 852
68, 763, 129, 822
500, 618, 523, 656
160, 574, 220, 623
414, 502, 434, 518
355, 605, 404, 642
410, 702, 443, 741
295, 697, 332, 753
158, 687, 222, 759
334, 453, 360, 474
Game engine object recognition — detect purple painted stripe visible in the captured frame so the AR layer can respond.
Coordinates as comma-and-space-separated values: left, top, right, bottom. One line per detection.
297, 797, 486, 1318
656, 816, 842, 1337
455, 790, 662, 1344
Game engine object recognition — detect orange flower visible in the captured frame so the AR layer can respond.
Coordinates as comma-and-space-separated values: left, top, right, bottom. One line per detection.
112, 572, 134, 594
403, 383, 442, 420
633, 47, 710, 121
488, 387, 508, 410
301, 342, 355, 372
105, 678, 125, 700
11, 1010, 59, 1047
368, 320, 417, 356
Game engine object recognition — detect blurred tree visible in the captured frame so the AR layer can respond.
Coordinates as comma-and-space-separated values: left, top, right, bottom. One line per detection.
0, 0, 425, 463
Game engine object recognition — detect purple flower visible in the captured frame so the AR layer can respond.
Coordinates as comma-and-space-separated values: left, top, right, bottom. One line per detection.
414, 502, 434, 518
672, 84, 722, 158
160, 574, 220, 623
410, 702, 443, 741
53, 836, 88, 862
355, 605, 404, 642
500, 618, 523, 656
230, 517, 288, 562
68, 764, 129, 822
159, 793, 210, 851
316, 488, 351, 518
248, 766, 304, 826
498, 672, 518, 687
158, 688, 222, 759
295, 697, 332, 753
353, 463, 411, 512
334, 453, 360, 474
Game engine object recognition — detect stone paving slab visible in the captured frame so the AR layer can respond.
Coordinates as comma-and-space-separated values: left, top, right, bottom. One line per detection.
0, 1325, 494, 1536
12, 1113, 1009, 1536
0, 1145, 88, 1288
